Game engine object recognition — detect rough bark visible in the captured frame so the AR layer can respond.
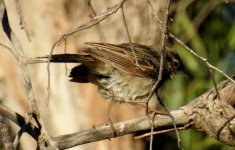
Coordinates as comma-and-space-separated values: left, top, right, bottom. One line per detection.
182, 77, 235, 146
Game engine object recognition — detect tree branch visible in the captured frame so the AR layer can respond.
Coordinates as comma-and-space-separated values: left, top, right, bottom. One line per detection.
53, 110, 190, 149
1, 77, 234, 149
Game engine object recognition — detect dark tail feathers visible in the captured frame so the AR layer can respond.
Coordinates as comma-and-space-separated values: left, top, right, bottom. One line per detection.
27, 54, 94, 64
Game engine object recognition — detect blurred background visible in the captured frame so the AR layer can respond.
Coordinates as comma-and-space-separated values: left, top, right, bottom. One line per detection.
0, 0, 235, 149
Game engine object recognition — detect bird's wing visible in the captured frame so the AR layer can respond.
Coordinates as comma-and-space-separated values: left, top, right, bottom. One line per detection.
84, 42, 156, 77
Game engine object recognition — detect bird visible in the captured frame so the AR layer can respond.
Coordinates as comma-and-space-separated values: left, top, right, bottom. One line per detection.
27, 42, 189, 104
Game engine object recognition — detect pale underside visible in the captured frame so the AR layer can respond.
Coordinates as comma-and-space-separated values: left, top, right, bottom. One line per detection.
94, 64, 156, 103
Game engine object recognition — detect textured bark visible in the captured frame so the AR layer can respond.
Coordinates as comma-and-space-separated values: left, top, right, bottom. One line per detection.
0, 114, 14, 150
181, 77, 235, 146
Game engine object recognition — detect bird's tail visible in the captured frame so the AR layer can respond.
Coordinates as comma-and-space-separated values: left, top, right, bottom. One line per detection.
26, 54, 94, 64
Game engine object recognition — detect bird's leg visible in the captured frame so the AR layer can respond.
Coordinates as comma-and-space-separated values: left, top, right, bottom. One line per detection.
155, 90, 173, 118
155, 91, 182, 148
107, 90, 114, 119
105, 89, 117, 137
92, 90, 116, 138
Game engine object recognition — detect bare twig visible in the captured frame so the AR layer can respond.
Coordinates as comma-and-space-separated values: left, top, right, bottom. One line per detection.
88, 0, 96, 17
170, 32, 235, 100
148, 114, 155, 150
0, 43, 11, 51
145, 0, 181, 149
146, 2, 153, 42
121, 6, 140, 67
14, 0, 31, 42
145, 0, 164, 32
144, 0, 168, 107
146, 1, 167, 150
0, 43, 18, 59
169, 33, 235, 85
134, 123, 191, 139
145, 0, 182, 149
147, 2, 166, 148
87, 1, 106, 42
173, 1, 231, 99
209, 69, 220, 99
63, 39, 69, 76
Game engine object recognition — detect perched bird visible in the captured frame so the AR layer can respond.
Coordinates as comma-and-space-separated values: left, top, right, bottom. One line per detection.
28, 42, 189, 103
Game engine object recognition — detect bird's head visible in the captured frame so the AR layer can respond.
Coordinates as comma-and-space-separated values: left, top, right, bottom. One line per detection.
165, 51, 191, 78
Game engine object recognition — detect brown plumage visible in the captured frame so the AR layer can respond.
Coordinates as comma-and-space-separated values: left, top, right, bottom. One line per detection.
28, 42, 188, 103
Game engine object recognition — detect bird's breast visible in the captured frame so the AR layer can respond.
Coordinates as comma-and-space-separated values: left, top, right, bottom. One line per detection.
96, 69, 155, 103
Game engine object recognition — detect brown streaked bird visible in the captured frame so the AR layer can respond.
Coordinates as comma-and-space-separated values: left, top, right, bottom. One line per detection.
28, 42, 189, 103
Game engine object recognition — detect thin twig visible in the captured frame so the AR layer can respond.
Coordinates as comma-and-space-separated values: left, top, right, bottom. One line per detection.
146, 1, 170, 149
121, 6, 140, 67
0, 43, 18, 60
146, 2, 153, 42
14, 0, 31, 42
148, 114, 155, 150
87, 1, 106, 42
134, 123, 191, 139
169, 33, 235, 85
63, 39, 69, 76
209, 69, 220, 99
88, 0, 96, 17
145, 0, 164, 32
144, 0, 168, 108
145, 0, 182, 149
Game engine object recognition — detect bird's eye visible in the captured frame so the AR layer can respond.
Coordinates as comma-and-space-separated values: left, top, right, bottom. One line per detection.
172, 59, 179, 66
